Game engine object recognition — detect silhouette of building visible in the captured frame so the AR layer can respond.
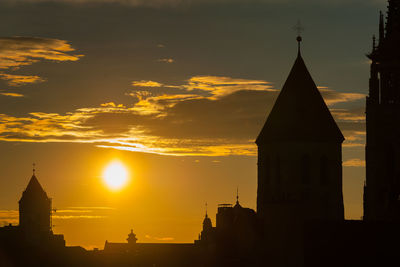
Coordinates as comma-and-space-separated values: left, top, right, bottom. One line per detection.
19, 167, 52, 236
0, 168, 66, 266
195, 193, 257, 266
364, 0, 400, 222
255, 35, 345, 265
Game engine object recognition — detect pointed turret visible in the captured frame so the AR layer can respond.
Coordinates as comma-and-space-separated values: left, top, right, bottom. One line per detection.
202, 203, 212, 231
19, 165, 51, 233
379, 11, 385, 46
257, 36, 344, 224
256, 44, 344, 144
234, 187, 241, 209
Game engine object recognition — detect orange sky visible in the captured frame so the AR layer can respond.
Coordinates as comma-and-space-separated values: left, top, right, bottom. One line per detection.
0, 0, 382, 249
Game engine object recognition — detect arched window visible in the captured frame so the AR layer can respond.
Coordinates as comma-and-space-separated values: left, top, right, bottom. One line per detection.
301, 155, 310, 185
320, 156, 328, 186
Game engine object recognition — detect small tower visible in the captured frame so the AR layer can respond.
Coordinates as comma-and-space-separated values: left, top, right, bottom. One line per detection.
127, 229, 137, 245
255, 34, 345, 267
19, 165, 52, 233
256, 36, 345, 225
202, 203, 212, 231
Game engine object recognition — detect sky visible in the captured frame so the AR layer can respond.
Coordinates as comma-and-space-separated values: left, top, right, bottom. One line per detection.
0, 0, 388, 249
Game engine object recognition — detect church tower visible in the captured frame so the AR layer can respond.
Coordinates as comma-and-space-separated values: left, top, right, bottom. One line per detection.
19, 166, 52, 233
364, 0, 400, 221
256, 37, 345, 226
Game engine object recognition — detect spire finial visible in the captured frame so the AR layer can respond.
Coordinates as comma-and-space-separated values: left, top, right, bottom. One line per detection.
293, 20, 304, 55
379, 11, 385, 45
32, 163, 36, 175
236, 187, 239, 204
205, 202, 208, 217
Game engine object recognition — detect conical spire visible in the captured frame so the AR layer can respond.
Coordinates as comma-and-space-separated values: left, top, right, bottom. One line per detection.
379, 11, 385, 46
256, 38, 344, 144
19, 165, 49, 203
234, 187, 242, 208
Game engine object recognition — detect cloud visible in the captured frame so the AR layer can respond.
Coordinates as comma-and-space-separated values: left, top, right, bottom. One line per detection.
52, 206, 113, 220
157, 58, 174, 63
132, 80, 163, 87
52, 215, 107, 219
343, 158, 366, 167
0, 37, 82, 70
318, 87, 365, 106
0, 92, 24, 97
0, 73, 44, 86
0, 210, 18, 225
0, 75, 366, 156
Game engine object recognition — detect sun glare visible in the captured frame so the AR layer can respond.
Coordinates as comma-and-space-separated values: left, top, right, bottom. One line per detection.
103, 161, 129, 190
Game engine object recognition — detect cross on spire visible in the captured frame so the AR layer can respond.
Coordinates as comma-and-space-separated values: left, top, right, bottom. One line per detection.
293, 20, 304, 54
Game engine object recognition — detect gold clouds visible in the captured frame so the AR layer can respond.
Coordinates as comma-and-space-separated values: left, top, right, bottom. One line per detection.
0, 37, 82, 87
132, 80, 163, 87
0, 92, 24, 97
0, 73, 44, 86
343, 159, 366, 167
0, 37, 82, 70
0, 75, 366, 156
157, 58, 174, 63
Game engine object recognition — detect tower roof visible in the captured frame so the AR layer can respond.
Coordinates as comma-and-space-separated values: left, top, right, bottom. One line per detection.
256, 49, 344, 144
19, 173, 49, 203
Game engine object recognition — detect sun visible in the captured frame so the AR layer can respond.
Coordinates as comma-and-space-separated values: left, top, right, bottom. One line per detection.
103, 161, 129, 190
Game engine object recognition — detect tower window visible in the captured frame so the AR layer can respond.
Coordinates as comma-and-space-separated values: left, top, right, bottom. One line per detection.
301, 155, 310, 185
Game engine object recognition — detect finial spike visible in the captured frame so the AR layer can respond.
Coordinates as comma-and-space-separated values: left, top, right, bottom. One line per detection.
293, 20, 304, 55
205, 202, 208, 217
379, 11, 385, 45
32, 163, 36, 175
236, 187, 239, 204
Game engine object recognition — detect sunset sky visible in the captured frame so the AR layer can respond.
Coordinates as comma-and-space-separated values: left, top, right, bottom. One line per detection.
0, 0, 387, 249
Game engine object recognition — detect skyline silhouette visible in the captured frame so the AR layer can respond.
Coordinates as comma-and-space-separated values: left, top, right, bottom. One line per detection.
0, 0, 391, 257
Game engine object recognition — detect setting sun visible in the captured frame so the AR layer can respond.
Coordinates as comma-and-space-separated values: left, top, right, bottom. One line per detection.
103, 161, 129, 190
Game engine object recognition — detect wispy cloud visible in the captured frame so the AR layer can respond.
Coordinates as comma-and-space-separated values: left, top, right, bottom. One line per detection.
0, 73, 44, 86
157, 58, 174, 63
0, 210, 18, 225
0, 37, 82, 88
0, 92, 24, 97
52, 206, 113, 220
0, 37, 82, 70
132, 80, 163, 87
0, 75, 366, 156
318, 87, 365, 106
343, 158, 366, 167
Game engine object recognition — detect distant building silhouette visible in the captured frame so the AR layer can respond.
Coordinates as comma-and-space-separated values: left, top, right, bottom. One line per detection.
0, 168, 66, 266
4, 2, 400, 266
364, 0, 400, 222
19, 168, 52, 235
